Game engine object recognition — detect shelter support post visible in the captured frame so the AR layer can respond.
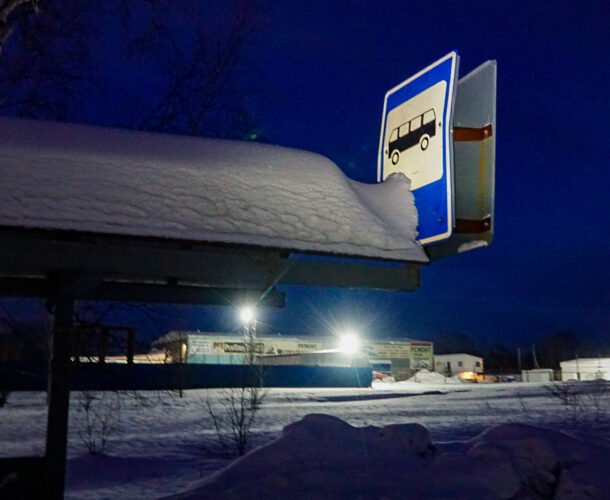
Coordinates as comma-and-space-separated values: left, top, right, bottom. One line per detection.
98, 327, 108, 364
44, 286, 75, 500
126, 328, 135, 366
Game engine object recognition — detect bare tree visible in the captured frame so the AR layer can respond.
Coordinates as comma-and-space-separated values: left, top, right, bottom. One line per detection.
0, 300, 51, 363
75, 391, 122, 455
546, 379, 610, 424
1, 0, 265, 137
0, 0, 96, 120
73, 300, 181, 361
204, 382, 266, 457
0, 0, 39, 56
202, 338, 267, 457
131, 0, 264, 138
0, 0, 266, 364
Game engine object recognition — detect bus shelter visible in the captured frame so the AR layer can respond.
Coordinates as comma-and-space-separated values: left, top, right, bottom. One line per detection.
0, 117, 426, 498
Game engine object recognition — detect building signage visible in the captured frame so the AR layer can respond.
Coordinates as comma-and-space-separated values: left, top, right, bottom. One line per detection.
411, 343, 433, 369
364, 341, 411, 360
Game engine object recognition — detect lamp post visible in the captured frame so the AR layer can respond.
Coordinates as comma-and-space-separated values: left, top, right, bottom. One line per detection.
239, 306, 256, 364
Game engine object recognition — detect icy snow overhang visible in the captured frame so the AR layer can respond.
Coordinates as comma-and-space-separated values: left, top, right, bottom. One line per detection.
0, 117, 426, 263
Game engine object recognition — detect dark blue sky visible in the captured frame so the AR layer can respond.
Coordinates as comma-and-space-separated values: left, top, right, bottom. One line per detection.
207, 0, 608, 347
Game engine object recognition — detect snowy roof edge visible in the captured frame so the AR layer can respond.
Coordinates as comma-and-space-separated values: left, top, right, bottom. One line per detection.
0, 117, 427, 263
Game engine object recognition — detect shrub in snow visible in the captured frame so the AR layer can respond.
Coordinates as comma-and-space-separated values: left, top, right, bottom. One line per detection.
580, 379, 609, 422
202, 362, 267, 457
202, 385, 266, 458
0, 386, 9, 407
74, 391, 122, 455
545, 380, 609, 424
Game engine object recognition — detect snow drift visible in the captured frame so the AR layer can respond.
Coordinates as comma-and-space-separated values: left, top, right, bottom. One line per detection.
406, 369, 464, 384
166, 414, 609, 500
0, 117, 426, 262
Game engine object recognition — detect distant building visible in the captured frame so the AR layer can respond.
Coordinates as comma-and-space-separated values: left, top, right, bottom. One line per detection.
259, 350, 370, 368
521, 369, 554, 382
560, 358, 609, 381
154, 331, 433, 378
434, 353, 483, 379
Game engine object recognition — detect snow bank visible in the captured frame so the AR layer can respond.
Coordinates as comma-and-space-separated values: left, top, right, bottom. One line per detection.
166, 415, 609, 500
0, 117, 426, 262
406, 369, 464, 384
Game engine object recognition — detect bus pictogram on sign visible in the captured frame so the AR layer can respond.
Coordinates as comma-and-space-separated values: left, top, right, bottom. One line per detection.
386, 108, 437, 165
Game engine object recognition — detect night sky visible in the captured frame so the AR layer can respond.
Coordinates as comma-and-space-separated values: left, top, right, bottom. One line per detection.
225, 0, 610, 347
4, 0, 610, 348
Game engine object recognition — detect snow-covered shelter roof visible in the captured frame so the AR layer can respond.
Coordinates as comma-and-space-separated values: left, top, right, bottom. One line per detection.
0, 117, 426, 262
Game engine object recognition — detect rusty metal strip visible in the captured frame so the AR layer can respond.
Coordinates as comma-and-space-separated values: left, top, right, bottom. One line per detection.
454, 215, 492, 234
453, 124, 493, 142
479, 136, 487, 208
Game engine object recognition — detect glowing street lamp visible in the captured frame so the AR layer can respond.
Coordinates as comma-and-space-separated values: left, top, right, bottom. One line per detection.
239, 306, 255, 325
239, 305, 257, 363
339, 332, 360, 355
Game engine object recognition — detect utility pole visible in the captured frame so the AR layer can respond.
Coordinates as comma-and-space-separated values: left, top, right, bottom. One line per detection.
178, 339, 186, 398
531, 344, 540, 369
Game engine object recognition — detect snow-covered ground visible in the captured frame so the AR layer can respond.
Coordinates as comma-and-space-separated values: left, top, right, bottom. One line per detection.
1, 379, 608, 499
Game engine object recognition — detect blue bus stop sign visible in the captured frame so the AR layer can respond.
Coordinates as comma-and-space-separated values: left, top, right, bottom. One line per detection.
378, 51, 459, 245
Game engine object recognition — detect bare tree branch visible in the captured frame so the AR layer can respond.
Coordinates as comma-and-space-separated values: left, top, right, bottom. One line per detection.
133, 0, 264, 138
0, 0, 39, 56
1, 0, 265, 135
0, 0, 97, 120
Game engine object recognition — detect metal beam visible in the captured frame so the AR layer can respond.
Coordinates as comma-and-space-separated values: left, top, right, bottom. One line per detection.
0, 277, 285, 307
0, 228, 420, 292
0, 228, 280, 288
281, 259, 419, 291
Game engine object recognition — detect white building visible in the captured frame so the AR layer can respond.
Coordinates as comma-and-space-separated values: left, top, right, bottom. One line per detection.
434, 353, 483, 377
560, 358, 609, 381
521, 369, 554, 382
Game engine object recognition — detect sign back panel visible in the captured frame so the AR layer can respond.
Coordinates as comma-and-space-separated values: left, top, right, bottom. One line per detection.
427, 59, 497, 260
